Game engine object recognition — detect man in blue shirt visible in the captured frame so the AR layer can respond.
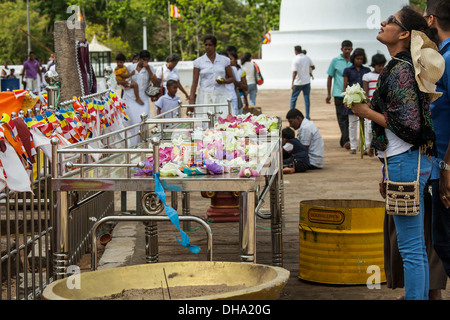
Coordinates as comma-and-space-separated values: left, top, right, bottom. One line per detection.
425, 0, 450, 278
326, 40, 353, 149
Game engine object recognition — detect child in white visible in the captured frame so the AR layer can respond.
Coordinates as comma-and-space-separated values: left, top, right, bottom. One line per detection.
154, 80, 180, 120
362, 53, 386, 156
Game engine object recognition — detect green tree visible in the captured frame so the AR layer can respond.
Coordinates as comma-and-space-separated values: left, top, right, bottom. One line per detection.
0, 1, 50, 65
0, 0, 283, 64
410, 0, 427, 11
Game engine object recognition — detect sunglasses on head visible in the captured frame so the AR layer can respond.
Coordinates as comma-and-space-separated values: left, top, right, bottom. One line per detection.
386, 15, 409, 31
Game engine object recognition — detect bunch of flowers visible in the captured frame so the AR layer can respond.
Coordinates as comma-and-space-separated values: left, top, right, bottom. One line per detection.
342, 83, 367, 107
215, 114, 278, 136
134, 113, 279, 178
342, 83, 368, 158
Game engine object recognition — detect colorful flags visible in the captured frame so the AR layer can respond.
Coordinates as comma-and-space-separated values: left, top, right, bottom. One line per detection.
261, 30, 271, 44
170, 4, 182, 19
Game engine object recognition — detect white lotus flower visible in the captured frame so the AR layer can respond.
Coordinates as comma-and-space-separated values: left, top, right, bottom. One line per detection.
342, 83, 367, 108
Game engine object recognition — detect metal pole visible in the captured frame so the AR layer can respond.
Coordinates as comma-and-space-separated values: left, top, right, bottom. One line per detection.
91, 215, 213, 270
51, 137, 69, 279
27, 0, 31, 54
45, 71, 60, 109
239, 191, 256, 263
142, 18, 147, 50
144, 136, 161, 263
182, 192, 191, 231
168, 1, 173, 55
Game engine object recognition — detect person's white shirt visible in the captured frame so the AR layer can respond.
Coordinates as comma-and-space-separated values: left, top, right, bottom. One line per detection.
377, 129, 413, 158
362, 72, 379, 100
193, 53, 230, 94
154, 92, 180, 118
125, 62, 154, 101
241, 61, 256, 85
292, 53, 314, 86
1, 66, 10, 78
225, 66, 240, 101
297, 118, 324, 168
155, 64, 180, 88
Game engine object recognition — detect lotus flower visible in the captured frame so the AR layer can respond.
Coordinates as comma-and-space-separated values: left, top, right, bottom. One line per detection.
342, 83, 368, 159
205, 159, 223, 175
342, 83, 367, 108
160, 162, 187, 177
239, 167, 260, 178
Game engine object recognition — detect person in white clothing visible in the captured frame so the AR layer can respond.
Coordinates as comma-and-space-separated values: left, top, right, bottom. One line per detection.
221, 51, 248, 115
1, 61, 10, 78
362, 53, 387, 157
290, 46, 315, 119
155, 80, 181, 122
286, 108, 324, 169
240, 52, 257, 107
189, 35, 234, 117
122, 50, 158, 146
155, 54, 189, 100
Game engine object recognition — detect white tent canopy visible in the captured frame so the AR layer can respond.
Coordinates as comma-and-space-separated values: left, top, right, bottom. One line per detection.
89, 35, 111, 52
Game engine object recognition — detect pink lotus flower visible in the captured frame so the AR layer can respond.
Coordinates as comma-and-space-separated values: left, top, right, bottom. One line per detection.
239, 167, 260, 178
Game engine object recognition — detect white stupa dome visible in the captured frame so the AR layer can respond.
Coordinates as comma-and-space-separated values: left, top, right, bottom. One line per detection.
257, 0, 410, 89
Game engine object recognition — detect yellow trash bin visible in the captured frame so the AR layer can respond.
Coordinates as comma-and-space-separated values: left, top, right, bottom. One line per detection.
299, 199, 386, 285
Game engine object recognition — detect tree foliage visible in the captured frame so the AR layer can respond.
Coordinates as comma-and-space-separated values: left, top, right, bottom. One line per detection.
410, 0, 427, 11
0, 1, 51, 65
1, 0, 279, 64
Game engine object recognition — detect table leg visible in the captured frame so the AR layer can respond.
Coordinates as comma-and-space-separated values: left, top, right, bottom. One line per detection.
239, 191, 256, 263
181, 192, 191, 231
144, 221, 158, 263
53, 191, 69, 279
270, 170, 283, 266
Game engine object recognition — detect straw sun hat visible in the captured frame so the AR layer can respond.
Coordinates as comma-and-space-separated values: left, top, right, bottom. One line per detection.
410, 30, 445, 102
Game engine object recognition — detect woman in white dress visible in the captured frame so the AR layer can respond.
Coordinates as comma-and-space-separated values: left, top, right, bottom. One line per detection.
189, 35, 234, 117
123, 50, 158, 146
155, 54, 189, 100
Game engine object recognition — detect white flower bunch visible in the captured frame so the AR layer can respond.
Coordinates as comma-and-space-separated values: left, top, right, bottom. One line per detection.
342, 83, 367, 108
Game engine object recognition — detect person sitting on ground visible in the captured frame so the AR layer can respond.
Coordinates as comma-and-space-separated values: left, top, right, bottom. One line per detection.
286, 108, 324, 169
114, 53, 143, 105
282, 127, 310, 174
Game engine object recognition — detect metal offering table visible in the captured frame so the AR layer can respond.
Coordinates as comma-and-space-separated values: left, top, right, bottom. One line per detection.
50, 104, 284, 274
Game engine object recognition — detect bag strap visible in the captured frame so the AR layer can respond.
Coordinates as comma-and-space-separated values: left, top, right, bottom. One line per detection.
384, 146, 421, 182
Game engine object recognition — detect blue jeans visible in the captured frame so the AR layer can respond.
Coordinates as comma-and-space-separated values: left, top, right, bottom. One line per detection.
387, 149, 432, 300
431, 178, 450, 278
290, 83, 311, 119
246, 83, 258, 106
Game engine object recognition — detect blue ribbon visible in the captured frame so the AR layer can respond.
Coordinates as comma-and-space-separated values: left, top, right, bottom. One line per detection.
153, 172, 201, 254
